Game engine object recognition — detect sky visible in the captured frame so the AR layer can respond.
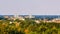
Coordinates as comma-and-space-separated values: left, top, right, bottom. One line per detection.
0, 0, 60, 15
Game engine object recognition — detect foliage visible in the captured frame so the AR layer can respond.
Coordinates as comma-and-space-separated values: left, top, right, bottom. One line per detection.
0, 19, 60, 34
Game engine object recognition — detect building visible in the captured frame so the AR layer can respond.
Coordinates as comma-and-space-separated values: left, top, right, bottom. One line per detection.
24, 15, 35, 19
4, 15, 9, 19
18, 16, 25, 20
52, 18, 60, 23
35, 20, 40, 24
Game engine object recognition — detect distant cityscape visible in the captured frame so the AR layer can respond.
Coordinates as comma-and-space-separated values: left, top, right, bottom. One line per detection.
0, 15, 60, 23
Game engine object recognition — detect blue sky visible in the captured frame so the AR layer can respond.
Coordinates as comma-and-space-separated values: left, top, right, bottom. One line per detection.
0, 0, 60, 15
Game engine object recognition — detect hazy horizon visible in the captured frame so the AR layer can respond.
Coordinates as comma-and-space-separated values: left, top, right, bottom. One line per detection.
0, 0, 60, 15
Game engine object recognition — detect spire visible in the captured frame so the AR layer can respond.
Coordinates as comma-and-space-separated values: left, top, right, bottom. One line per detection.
14, 11, 19, 19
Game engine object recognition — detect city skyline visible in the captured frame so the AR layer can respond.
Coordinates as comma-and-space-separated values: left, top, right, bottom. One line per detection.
0, 0, 60, 15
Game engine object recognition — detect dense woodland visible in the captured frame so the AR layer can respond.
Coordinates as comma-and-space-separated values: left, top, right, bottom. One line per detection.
0, 19, 60, 34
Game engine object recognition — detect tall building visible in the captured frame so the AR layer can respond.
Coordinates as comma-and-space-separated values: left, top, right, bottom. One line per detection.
14, 12, 19, 19
29, 14, 35, 18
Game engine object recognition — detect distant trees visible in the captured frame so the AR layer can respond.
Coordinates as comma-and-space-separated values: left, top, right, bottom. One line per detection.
0, 19, 60, 34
